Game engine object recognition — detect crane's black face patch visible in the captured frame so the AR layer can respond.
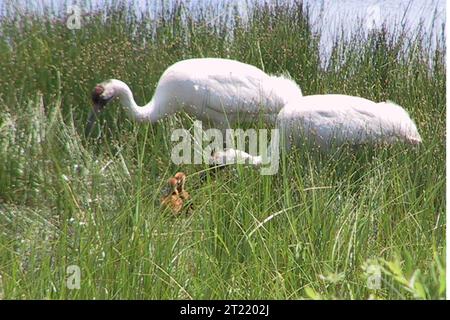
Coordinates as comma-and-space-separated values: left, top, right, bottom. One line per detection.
91, 85, 112, 111
86, 85, 114, 137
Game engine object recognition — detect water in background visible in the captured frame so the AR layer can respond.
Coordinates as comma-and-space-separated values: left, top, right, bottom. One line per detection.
0, 0, 445, 60
306, 0, 445, 57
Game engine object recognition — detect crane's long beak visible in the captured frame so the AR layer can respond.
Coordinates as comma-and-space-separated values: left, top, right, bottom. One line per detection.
85, 104, 101, 137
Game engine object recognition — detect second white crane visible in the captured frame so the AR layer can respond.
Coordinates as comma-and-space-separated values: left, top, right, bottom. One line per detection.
210, 94, 422, 166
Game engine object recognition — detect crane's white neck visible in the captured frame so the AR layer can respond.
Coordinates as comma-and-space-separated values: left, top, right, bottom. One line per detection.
210, 148, 264, 166
209, 131, 280, 175
108, 79, 163, 123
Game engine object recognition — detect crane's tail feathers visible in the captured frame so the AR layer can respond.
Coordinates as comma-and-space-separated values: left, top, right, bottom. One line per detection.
406, 136, 422, 145
381, 101, 422, 145
271, 75, 303, 103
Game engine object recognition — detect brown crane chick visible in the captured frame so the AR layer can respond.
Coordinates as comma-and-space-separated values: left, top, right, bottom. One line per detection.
160, 177, 183, 215
174, 172, 194, 214
174, 172, 190, 200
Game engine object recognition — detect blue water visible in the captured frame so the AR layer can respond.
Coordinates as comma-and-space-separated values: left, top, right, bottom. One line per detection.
0, 0, 445, 59
306, 0, 445, 57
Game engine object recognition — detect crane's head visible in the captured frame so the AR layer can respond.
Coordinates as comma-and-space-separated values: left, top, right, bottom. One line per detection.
174, 172, 186, 190
85, 81, 115, 137
164, 177, 179, 196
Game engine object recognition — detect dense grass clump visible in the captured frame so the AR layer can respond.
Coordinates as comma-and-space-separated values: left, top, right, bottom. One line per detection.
0, 1, 445, 299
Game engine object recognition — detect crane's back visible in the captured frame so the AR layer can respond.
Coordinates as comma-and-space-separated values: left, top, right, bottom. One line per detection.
278, 94, 421, 148
152, 58, 302, 126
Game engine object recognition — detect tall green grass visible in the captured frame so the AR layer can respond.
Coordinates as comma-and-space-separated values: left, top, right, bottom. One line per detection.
0, 1, 445, 299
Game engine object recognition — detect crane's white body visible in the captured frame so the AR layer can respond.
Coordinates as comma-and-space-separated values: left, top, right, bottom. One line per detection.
95, 58, 302, 128
90, 57, 421, 164
278, 95, 422, 149
210, 94, 422, 166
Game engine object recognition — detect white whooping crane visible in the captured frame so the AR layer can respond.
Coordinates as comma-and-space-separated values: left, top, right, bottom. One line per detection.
210, 94, 422, 166
86, 58, 303, 135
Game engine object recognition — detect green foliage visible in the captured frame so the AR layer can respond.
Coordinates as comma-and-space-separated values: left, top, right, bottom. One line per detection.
0, 0, 445, 299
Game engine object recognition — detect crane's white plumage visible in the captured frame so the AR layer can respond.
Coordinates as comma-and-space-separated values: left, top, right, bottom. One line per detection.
87, 57, 422, 165
209, 94, 422, 166
278, 95, 422, 149
208, 148, 263, 166
86, 58, 302, 134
